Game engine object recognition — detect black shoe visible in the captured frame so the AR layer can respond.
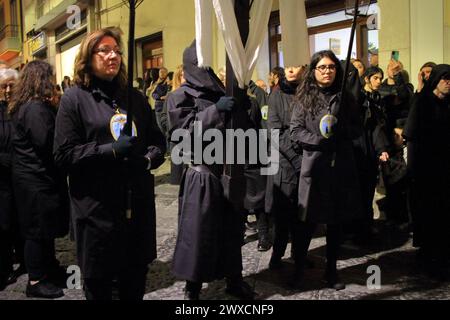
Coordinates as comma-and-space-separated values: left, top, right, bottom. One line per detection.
324, 272, 346, 291
26, 279, 64, 299
48, 265, 69, 288
269, 256, 283, 270
288, 269, 304, 290
225, 280, 255, 300
184, 290, 200, 300
6, 264, 27, 285
257, 235, 271, 252
0, 279, 6, 291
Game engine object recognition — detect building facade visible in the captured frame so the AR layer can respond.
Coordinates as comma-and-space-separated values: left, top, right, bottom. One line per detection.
14, 0, 450, 90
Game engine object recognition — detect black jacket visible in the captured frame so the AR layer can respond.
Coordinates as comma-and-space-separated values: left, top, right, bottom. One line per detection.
54, 80, 166, 278
379, 72, 414, 133
11, 100, 69, 239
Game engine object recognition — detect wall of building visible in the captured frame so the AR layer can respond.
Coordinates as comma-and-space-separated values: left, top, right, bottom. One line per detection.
98, 0, 196, 75
445, 0, 450, 64
410, 0, 444, 88
378, 0, 411, 81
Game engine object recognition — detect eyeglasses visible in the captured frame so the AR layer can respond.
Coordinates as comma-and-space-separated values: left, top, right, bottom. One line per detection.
0, 83, 14, 90
94, 47, 123, 57
315, 64, 336, 74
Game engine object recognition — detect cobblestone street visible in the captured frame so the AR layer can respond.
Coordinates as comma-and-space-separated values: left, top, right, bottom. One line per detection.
1, 160, 449, 300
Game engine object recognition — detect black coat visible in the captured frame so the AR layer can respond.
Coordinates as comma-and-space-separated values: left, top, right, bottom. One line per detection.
11, 100, 69, 239
53, 81, 166, 279
353, 91, 390, 174
266, 81, 302, 214
0, 101, 14, 231
403, 65, 450, 246
379, 72, 414, 134
290, 91, 363, 224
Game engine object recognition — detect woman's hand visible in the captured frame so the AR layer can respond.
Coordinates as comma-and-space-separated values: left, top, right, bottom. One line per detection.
379, 152, 389, 162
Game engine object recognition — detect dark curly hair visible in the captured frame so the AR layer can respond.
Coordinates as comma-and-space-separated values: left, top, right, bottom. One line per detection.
8, 60, 54, 115
295, 50, 343, 116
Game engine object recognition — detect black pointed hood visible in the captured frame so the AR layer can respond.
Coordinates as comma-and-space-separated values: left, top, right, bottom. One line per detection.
182, 40, 225, 96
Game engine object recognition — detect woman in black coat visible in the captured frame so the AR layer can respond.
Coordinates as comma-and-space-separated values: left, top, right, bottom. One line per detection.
403, 64, 450, 278
266, 66, 304, 270
290, 50, 362, 290
8, 61, 69, 298
53, 28, 166, 300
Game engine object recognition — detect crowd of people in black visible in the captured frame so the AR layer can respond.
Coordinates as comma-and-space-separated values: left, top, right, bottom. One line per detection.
0, 26, 449, 301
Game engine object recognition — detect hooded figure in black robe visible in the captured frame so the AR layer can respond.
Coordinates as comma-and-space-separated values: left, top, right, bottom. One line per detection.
403, 64, 450, 275
167, 41, 254, 300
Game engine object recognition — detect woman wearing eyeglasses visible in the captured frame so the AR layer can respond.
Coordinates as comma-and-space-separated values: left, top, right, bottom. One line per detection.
53, 28, 166, 300
290, 50, 363, 290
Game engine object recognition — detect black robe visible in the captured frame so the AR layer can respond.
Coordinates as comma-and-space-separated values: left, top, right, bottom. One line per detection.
290, 90, 363, 224
403, 64, 450, 249
169, 41, 244, 283
53, 79, 166, 279
11, 100, 69, 239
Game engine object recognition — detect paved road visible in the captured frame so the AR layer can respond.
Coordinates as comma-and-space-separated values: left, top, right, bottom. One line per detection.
1, 160, 449, 300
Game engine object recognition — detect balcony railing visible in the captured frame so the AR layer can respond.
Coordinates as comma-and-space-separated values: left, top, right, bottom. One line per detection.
0, 25, 20, 42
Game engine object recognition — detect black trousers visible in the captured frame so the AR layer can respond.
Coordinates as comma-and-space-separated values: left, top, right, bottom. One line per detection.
272, 200, 300, 261
0, 229, 13, 281
84, 265, 148, 300
295, 223, 341, 273
24, 238, 57, 281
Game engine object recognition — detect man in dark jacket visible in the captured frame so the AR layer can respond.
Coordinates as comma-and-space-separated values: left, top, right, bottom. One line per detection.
168, 41, 254, 300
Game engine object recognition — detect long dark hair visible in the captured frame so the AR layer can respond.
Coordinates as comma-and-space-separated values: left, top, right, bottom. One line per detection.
295, 50, 343, 116
8, 60, 54, 115
73, 27, 127, 90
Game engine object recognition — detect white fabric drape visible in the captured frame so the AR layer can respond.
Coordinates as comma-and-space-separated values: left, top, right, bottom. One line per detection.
279, 0, 310, 67
195, 0, 214, 67
195, 0, 273, 89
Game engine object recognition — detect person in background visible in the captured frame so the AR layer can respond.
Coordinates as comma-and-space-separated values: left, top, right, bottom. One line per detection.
255, 79, 268, 93
163, 64, 186, 185
416, 62, 437, 93
9, 61, 69, 299
403, 64, 450, 280
152, 67, 169, 133
266, 65, 305, 271
268, 67, 285, 95
352, 59, 366, 78
0, 68, 26, 291
352, 66, 390, 245
53, 27, 166, 300
61, 76, 72, 93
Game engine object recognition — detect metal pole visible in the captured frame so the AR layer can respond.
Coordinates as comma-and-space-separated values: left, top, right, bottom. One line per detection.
125, 0, 136, 135
340, 0, 360, 103
223, 0, 250, 210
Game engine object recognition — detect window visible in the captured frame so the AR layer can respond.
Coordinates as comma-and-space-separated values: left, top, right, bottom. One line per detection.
269, 3, 379, 69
